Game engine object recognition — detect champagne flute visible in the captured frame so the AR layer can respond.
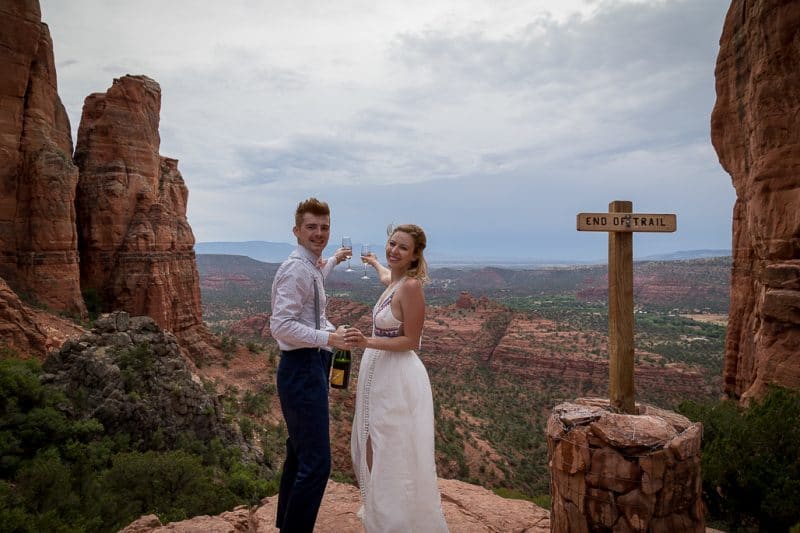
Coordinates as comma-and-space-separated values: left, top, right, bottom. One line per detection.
342, 236, 354, 272
360, 244, 371, 280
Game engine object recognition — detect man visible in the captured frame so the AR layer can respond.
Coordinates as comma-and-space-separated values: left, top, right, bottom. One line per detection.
270, 197, 348, 532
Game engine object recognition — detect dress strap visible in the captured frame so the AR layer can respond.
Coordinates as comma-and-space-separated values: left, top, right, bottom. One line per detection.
375, 277, 406, 316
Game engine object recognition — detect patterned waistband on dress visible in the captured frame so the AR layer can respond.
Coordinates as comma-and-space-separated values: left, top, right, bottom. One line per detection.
374, 326, 400, 337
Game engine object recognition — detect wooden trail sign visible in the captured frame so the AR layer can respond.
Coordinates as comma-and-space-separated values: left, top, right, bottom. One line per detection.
577, 213, 677, 233
577, 201, 677, 414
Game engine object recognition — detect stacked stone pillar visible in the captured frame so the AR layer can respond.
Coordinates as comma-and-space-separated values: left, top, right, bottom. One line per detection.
547, 398, 704, 532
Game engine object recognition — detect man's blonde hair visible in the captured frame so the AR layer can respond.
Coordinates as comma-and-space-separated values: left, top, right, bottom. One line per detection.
294, 197, 330, 227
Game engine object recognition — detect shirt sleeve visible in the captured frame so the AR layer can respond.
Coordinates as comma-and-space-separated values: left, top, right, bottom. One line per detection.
270, 264, 330, 348
321, 255, 337, 280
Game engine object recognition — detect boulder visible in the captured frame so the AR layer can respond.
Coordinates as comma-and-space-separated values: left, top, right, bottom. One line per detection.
43, 311, 255, 460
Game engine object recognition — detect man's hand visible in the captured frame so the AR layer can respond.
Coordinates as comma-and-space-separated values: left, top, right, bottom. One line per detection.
332, 247, 350, 264
328, 325, 350, 350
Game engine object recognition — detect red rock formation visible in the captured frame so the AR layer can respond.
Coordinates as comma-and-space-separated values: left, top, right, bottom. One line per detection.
0, 0, 85, 316
456, 290, 475, 309
489, 316, 712, 400
228, 299, 713, 403
711, 0, 800, 400
74, 75, 211, 358
0, 276, 47, 356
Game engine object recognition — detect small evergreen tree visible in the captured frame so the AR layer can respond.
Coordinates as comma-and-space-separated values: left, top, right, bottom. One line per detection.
679, 387, 800, 532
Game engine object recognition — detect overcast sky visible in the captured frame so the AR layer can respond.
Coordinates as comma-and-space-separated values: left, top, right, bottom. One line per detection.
41, 0, 735, 262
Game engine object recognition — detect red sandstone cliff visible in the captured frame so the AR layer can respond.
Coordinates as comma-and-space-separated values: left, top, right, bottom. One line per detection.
0, 277, 46, 355
710, 0, 800, 400
0, 1, 216, 361
229, 298, 712, 404
0, 0, 85, 316
74, 75, 213, 359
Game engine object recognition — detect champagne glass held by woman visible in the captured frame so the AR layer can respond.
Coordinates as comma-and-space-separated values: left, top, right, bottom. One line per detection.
360, 244, 371, 280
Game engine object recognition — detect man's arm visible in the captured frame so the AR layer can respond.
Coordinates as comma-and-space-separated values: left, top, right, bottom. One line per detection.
270, 266, 330, 348
320, 247, 349, 280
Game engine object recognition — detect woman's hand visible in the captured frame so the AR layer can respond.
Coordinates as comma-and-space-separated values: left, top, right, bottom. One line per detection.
363, 252, 380, 268
344, 326, 369, 348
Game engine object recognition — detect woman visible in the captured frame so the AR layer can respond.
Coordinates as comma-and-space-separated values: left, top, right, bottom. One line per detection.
344, 224, 448, 532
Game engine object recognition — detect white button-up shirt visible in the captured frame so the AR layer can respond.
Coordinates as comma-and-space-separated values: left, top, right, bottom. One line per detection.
270, 245, 336, 351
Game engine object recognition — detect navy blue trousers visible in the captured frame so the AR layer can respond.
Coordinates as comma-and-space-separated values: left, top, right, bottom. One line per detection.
275, 348, 332, 532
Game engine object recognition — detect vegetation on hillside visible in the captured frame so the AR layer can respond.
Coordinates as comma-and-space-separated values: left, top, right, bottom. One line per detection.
0, 357, 276, 533
199, 256, 730, 512
198, 255, 731, 322
679, 387, 800, 532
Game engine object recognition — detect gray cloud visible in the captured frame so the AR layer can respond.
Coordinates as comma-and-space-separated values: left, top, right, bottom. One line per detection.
225, 134, 467, 190
41, 0, 736, 260
391, 1, 723, 86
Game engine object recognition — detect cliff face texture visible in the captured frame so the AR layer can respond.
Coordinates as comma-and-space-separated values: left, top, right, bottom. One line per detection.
0, 0, 85, 316
0, 1, 213, 361
710, 0, 800, 400
0, 277, 47, 356
74, 75, 212, 358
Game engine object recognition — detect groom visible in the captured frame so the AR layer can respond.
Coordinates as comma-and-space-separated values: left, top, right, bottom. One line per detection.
270, 197, 348, 532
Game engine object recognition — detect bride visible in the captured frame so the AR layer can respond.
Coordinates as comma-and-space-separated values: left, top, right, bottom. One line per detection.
344, 224, 448, 532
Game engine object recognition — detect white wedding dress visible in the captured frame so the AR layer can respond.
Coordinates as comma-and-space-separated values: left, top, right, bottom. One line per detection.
351, 279, 449, 532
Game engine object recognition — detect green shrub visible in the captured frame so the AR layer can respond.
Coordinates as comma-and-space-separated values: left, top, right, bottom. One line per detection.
220, 336, 238, 360
97, 450, 238, 528
238, 417, 256, 441
678, 386, 800, 531
0, 358, 277, 532
242, 387, 273, 415
116, 343, 156, 393
1, 344, 20, 359
81, 288, 104, 320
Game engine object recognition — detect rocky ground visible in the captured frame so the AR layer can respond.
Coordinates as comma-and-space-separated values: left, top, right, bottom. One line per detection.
121, 478, 552, 532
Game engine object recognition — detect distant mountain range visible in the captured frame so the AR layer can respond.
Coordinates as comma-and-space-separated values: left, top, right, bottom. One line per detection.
195, 240, 385, 263
637, 249, 732, 261
195, 241, 731, 265
194, 241, 295, 263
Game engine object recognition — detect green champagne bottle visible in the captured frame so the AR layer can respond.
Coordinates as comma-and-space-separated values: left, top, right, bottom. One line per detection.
330, 347, 351, 389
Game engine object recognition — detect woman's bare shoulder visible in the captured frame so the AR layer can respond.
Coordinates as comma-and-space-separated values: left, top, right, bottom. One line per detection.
400, 277, 423, 292
397, 278, 424, 306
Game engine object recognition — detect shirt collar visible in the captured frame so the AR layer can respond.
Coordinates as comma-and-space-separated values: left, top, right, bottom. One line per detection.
294, 245, 321, 267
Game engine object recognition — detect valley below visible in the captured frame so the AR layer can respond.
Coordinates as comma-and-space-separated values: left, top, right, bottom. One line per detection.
197, 254, 730, 500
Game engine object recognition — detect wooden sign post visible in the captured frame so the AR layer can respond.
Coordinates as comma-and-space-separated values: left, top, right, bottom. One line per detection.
577, 201, 676, 413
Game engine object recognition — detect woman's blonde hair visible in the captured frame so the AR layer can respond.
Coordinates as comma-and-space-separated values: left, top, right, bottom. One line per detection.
390, 223, 429, 283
